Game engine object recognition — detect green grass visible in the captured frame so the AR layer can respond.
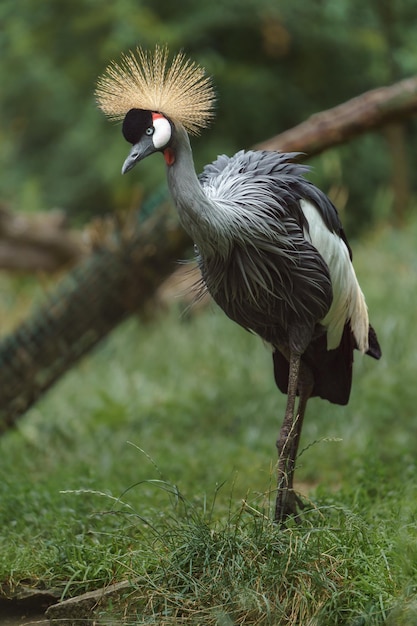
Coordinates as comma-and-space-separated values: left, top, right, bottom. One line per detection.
1, 216, 417, 624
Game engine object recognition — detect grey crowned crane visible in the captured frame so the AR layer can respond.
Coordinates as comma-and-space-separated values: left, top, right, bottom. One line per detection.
96, 46, 381, 523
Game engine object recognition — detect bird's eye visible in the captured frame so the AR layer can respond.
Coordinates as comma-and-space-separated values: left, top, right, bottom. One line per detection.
145, 127, 154, 136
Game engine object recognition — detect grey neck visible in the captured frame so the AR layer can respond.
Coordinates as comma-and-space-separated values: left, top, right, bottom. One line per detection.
165, 125, 229, 257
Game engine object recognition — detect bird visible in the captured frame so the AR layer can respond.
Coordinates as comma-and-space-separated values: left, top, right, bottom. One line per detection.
96, 46, 381, 523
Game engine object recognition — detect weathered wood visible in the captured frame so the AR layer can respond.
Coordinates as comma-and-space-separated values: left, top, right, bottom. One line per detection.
256, 75, 417, 156
45, 581, 131, 624
0, 206, 190, 432
0, 206, 85, 272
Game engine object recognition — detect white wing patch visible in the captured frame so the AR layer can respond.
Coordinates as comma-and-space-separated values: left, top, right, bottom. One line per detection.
300, 199, 369, 352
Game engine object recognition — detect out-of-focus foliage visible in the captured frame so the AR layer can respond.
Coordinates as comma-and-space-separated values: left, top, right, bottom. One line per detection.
1, 0, 416, 231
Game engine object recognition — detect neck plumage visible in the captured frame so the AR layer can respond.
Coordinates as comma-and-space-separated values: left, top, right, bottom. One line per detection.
165, 125, 228, 257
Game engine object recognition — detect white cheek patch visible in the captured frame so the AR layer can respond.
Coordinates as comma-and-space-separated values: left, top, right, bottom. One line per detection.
152, 117, 172, 150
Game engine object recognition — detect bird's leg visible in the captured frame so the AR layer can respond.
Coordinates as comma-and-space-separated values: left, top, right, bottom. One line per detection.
274, 354, 313, 524
275, 350, 300, 523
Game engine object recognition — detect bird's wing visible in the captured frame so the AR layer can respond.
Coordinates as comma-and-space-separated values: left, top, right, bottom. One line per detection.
200, 150, 342, 234
199, 151, 310, 234
199, 150, 334, 342
300, 198, 369, 353
200, 150, 371, 354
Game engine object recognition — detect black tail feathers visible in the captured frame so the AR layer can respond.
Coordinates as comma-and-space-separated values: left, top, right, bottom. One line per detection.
273, 323, 381, 406
366, 324, 381, 360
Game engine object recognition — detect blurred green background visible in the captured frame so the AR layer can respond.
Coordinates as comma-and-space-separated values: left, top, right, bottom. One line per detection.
1, 0, 417, 235
2, 4, 417, 619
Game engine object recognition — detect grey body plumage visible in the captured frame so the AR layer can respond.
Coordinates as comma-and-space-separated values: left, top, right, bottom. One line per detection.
197, 150, 334, 352
96, 47, 381, 523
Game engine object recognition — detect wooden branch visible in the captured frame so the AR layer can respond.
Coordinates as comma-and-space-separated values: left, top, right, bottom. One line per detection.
0, 205, 85, 272
256, 75, 417, 156
0, 206, 190, 432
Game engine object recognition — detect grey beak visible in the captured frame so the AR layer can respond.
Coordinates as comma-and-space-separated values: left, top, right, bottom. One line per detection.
122, 145, 141, 174
121, 140, 156, 174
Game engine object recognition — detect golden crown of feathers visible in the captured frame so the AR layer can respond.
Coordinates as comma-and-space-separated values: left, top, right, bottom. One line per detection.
95, 45, 216, 135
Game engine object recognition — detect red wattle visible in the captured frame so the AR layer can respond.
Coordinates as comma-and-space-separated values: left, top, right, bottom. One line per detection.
164, 148, 175, 166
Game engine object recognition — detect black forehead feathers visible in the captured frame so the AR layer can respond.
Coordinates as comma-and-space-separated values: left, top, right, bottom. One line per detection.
122, 109, 153, 144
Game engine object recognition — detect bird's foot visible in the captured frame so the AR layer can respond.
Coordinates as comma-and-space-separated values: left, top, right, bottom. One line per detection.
274, 488, 305, 526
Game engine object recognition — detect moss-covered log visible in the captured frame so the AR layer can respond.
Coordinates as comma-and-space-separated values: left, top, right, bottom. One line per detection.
0, 207, 189, 432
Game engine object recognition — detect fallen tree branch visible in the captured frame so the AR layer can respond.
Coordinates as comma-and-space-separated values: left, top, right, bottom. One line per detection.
0, 206, 190, 432
0, 205, 85, 272
256, 75, 417, 155
1, 75, 417, 431
2, 76, 417, 275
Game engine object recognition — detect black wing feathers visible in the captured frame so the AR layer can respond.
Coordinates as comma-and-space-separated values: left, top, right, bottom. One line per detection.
273, 325, 355, 405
